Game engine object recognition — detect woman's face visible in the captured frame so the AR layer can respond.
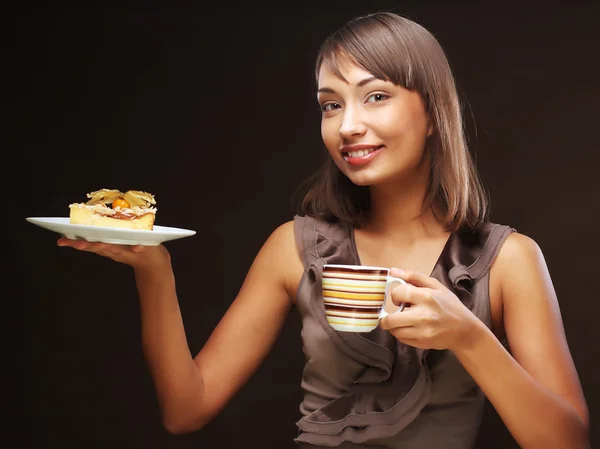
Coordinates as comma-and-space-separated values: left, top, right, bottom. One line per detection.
317, 60, 432, 187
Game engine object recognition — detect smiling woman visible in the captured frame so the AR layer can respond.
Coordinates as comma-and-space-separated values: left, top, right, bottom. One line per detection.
54, 10, 589, 449
317, 69, 433, 193
304, 14, 488, 234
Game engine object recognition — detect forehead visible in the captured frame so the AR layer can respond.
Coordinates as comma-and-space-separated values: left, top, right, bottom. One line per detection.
317, 59, 374, 89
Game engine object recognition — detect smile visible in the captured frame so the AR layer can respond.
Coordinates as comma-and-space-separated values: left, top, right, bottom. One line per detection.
343, 146, 384, 166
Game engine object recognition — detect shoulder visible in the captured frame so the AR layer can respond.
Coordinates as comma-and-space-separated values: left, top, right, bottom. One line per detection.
260, 220, 304, 299
494, 231, 546, 274
262, 220, 297, 255
492, 230, 551, 300
270, 219, 296, 238
265, 215, 339, 253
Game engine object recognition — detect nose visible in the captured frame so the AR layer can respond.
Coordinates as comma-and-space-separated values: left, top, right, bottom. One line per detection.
339, 106, 367, 139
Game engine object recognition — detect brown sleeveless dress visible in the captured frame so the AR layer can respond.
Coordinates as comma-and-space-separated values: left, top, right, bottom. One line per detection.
292, 215, 514, 448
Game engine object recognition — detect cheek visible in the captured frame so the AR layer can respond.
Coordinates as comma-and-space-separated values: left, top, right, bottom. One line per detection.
376, 110, 428, 147
374, 109, 410, 136
375, 94, 428, 138
321, 120, 339, 155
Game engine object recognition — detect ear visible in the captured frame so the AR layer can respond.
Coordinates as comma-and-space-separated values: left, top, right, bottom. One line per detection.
426, 118, 435, 137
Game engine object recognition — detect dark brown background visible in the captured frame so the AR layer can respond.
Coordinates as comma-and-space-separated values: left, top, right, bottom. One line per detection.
6, 2, 599, 448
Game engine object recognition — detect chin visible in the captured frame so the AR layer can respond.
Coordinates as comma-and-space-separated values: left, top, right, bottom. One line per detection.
343, 169, 389, 187
347, 176, 374, 187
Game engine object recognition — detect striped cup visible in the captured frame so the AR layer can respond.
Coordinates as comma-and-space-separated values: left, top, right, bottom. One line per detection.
322, 264, 406, 332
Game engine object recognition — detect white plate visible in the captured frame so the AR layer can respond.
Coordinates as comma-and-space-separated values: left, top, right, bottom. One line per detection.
26, 217, 196, 246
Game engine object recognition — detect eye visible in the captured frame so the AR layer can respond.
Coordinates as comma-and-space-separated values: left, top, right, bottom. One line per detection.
366, 93, 389, 103
321, 102, 341, 112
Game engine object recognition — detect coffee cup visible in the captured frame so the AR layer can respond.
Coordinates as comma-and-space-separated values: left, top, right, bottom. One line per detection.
322, 264, 406, 332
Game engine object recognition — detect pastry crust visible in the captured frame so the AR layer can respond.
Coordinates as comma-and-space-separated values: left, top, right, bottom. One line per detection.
69, 204, 156, 230
69, 189, 157, 230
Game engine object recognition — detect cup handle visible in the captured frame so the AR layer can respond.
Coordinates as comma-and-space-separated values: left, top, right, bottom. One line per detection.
379, 276, 407, 319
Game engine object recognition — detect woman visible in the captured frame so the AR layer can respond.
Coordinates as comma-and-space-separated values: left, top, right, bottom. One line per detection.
57, 12, 589, 449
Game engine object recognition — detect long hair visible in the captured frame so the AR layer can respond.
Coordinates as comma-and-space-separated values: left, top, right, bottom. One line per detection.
300, 12, 489, 232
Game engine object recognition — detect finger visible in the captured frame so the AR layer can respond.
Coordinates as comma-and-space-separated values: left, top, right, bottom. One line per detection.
389, 334, 427, 349
57, 238, 97, 251
388, 326, 421, 340
57, 238, 128, 257
379, 306, 419, 330
390, 268, 444, 290
388, 282, 433, 307
96, 242, 125, 257
386, 325, 431, 348
95, 243, 146, 261
57, 237, 76, 247
81, 242, 111, 254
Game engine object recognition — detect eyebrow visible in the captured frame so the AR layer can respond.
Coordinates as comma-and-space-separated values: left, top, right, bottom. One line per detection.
317, 76, 378, 94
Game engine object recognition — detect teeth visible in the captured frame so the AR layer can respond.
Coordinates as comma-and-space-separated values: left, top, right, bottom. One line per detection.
347, 147, 377, 158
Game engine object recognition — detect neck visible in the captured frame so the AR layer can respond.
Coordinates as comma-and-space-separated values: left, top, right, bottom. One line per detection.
362, 167, 445, 242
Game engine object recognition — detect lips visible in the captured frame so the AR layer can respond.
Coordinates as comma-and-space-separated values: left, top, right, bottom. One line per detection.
342, 145, 384, 166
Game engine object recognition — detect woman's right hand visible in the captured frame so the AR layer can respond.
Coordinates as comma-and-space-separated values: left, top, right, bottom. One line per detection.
56, 237, 171, 272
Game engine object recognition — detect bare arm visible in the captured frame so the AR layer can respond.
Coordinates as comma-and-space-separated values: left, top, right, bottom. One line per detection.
57, 220, 303, 434
189, 220, 302, 430
379, 232, 589, 448
453, 233, 589, 448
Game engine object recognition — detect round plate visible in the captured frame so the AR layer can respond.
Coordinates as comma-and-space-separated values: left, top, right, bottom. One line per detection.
26, 217, 196, 246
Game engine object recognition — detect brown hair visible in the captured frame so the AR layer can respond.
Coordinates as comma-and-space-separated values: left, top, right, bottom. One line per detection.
300, 12, 489, 232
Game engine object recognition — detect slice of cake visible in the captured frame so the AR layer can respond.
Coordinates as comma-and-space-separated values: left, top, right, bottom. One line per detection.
69, 189, 157, 230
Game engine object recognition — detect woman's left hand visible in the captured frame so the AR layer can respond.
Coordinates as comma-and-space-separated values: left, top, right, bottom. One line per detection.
379, 268, 482, 351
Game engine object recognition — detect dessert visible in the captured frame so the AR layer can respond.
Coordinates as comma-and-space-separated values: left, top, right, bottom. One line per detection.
69, 189, 157, 230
